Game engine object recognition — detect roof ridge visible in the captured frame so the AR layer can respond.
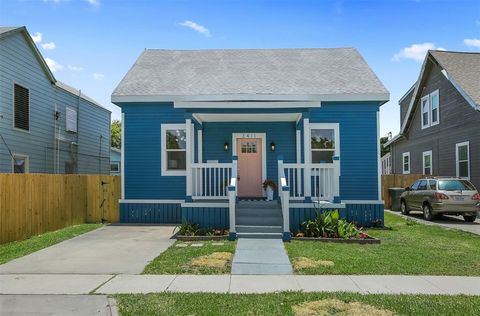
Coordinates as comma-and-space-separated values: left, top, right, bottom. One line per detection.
144, 47, 357, 52
430, 49, 480, 55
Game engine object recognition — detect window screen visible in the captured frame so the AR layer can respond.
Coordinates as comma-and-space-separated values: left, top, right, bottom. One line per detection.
14, 84, 29, 131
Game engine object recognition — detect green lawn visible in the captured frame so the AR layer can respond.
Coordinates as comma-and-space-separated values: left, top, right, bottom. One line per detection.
285, 212, 480, 275
143, 240, 236, 274
0, 224, 103, 265
115, 292, 480, 316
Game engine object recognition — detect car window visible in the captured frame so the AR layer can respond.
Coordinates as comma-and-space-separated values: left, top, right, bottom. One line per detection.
428, 180, 437, 190
418, 180, 428, 190
411, 181, 420, 191
438, 180, 476, 191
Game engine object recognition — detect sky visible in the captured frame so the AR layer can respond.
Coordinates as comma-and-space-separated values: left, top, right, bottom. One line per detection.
1, 0, 479, 136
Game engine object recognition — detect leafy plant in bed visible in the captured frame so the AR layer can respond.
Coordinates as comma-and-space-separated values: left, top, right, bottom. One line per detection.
175, 221, 229, 241
294, 210, 380, 244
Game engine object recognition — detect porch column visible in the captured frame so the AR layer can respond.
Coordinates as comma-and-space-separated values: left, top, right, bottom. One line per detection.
186, 118, 193, 199
303, 118, 311, 202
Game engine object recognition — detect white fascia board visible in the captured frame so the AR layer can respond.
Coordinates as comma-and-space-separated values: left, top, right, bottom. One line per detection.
194, 113, 301, 122
398, 82, 417, 105
181, 202, 229, 208
111, 93, 390, 104
119, 199, 184, 204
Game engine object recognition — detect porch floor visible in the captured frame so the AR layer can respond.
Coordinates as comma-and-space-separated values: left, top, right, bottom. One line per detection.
231, 239, 293, 275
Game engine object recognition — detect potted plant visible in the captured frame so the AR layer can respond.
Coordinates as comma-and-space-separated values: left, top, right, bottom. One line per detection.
262, 180, 276, 201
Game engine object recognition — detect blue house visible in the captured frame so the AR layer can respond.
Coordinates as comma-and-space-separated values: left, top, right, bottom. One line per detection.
0, 26, 111, 174
112, 48, 389, 240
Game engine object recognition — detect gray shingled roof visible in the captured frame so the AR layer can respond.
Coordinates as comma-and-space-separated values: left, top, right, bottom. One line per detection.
112, 48, 389, 100
430, 50, 480, 106
0, 26, 20, 35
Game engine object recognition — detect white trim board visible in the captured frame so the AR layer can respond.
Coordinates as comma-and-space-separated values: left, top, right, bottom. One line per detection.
232, 132, 267, 194
112, 93, 390, 104
181, 202, 229, 208
192, 113, 302, 123
121, 113, 125, 199
290, 202, 346, 209
341, 200, 385, 204
119, 199, 184, 204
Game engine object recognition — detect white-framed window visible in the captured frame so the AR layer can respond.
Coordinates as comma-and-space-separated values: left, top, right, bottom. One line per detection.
430, 90, 440, 126
66, 107, 78, 133
110, 162, 120, 173
456, 141, 470, 179
402, 152, 410, 174
422, 150, 432, 175
420, 89, 440, 129
12, 154, 29, 173
421, 95, 430, 129
310, 123, 339, 163
161, 123, 187, 176
13, 83, 30, 131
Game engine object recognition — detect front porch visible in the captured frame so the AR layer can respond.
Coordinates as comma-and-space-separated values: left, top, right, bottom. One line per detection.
181, 111, 341, 241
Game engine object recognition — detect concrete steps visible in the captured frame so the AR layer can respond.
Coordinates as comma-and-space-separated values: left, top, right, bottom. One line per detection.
235, 201, 283, 239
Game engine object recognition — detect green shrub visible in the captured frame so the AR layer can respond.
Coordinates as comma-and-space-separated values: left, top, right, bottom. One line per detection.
301, 210, 363, 239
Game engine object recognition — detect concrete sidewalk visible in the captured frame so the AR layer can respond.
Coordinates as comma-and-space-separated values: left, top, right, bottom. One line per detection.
2, 274, 480, 295
0, 295, 118, 316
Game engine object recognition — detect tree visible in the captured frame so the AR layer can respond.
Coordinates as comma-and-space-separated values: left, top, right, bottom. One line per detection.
111, 120, 121, 149
380, 136, 390, 157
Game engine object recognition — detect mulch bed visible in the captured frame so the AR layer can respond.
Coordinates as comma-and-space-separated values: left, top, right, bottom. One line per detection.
291, 236, 380, 244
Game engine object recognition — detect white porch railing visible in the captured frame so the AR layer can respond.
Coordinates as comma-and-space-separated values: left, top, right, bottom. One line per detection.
381, 153, 392, 175
283, 162, 340, 202
191, 163, 233, 199
228, 158, 238, 237
278, 159, 290, 239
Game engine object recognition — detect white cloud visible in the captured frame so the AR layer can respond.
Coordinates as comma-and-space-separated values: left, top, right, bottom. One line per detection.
67, 65, 84, 71
464, 38, 480, 49
31, 32, 43, 43
93, 73, 105, 80
85, 0, 100, 6
393, 43, 446, 62
42, 42, 56, 50
179, 20, 211, 37
45, 57, 64, 72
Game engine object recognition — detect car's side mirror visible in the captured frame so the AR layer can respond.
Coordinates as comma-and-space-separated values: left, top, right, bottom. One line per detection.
404, 187, 411, 191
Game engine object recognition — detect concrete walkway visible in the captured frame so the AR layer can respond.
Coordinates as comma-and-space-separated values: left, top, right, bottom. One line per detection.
0, 295, 117, 316
386, 210, 480, 236
2, 274, 480, 295
231, 239, 293, 275
0, 225, 175, 274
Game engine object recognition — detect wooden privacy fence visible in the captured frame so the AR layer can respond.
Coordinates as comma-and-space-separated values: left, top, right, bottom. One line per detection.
381, 174, 424, 209
0, 174, 121, 244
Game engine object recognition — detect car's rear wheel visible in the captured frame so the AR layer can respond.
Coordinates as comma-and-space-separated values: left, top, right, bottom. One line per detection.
401, 200, 410, 215
463, 215, 477, 222
423, 203, 435, 221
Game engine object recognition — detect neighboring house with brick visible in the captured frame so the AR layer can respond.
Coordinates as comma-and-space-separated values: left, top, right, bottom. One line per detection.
385, 50, 480, 188
0, 26, 111, 174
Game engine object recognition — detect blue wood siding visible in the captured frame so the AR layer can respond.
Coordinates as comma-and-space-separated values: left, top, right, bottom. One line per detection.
119, 202, 182, 223
289, 202, 384, 231
122, 103, 186, 199
0, 31, 110, 174
308, 103, 380, 200
182, 207, 229, 229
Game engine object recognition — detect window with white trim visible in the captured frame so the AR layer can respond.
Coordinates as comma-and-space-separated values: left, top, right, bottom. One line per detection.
420, 90, 440, 129
422, 150, 432, 175
430, 90, 439, 125
12, 155, 29, 173
456, 141, 470, 179
421, 95, 430, 129
110, 162, 120, 172
66, 107, 78, 133
402, 152, 410, 174
310, 123, 339, 163
161, 124, 187, 176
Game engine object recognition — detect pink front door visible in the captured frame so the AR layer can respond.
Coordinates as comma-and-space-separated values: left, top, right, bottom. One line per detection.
237, 138, 263, 197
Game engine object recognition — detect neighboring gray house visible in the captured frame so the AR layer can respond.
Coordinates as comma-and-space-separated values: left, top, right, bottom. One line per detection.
385, 50, 480, 188
0, 26, 111, 174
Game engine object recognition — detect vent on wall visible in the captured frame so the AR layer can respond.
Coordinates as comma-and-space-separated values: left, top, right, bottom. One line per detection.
14, 83, 30, 131
66, 107, 77, 133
